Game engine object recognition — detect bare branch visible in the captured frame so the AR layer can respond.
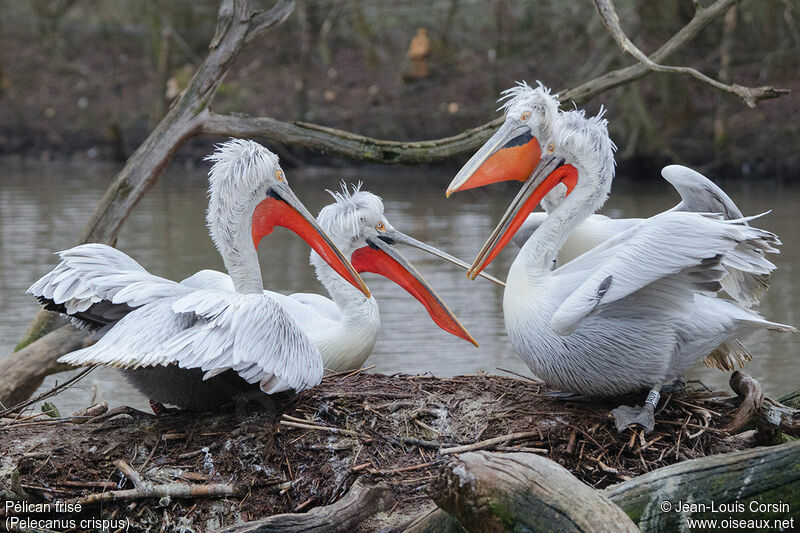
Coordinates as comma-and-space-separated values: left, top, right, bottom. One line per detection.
592, 0, 789, 107
246, 0, 296, 43
200, 110, 503, 164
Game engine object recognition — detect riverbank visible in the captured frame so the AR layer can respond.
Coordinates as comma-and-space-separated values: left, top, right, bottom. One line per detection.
1, 371, 766, 532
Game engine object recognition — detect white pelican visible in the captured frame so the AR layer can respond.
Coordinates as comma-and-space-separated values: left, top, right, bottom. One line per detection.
155, 183, 487, 374
447, 108, 795, 432
29, 140, 371, 410
30, 141, 482, 411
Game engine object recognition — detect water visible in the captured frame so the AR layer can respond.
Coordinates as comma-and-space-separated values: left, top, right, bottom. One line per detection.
1, 158, 797, 413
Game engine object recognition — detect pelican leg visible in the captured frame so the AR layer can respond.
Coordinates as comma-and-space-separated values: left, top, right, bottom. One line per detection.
543, 390, 594, 402
611, 387, 661, 434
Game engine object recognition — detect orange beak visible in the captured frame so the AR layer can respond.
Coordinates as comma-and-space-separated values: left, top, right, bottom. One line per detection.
351, 237, 478, 347
446, 121, 542, 197
468, 155, 578, 278
252, 184, 370, 297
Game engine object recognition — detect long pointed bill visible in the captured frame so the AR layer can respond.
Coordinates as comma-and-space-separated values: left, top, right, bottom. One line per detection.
252, 182, 371, 297
351, 237, 478, 347
446, 120, 542, 197
383, 229, 505, 287
468, 155, 578, 279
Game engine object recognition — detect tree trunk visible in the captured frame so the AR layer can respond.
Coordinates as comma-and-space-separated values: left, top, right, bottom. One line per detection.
430, 451, 638, 533
0, 325, 91, 407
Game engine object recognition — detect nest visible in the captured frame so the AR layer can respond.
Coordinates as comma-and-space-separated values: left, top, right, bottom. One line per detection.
0, 371, 748, 532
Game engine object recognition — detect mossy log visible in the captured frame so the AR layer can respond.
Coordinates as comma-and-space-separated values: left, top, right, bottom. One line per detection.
430, 451, 638, 533
429, 442, 800, 532
604, 440, 800, 530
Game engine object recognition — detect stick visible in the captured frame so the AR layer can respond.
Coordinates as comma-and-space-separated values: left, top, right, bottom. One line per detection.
440, 431, 541, 455
73, 482, 240, 506
279, 420, 361, 437
114, 459, 145, 490
0, 366, 95, 418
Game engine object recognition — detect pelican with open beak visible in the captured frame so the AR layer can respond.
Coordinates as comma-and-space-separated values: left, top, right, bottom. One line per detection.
445, 104, 794, 435
446, 81, 559, 197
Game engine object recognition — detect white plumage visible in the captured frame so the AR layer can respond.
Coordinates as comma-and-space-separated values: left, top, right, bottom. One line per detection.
514, 164, 770, 307
29, 139, 369, 409
31, 163, 473, 409
450, 96, 795, 410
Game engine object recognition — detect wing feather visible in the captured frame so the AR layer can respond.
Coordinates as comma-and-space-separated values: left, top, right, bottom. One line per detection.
551, 211, 780, 336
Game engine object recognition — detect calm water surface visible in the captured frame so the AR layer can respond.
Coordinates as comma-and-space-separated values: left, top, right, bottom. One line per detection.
1, 158, 797, 412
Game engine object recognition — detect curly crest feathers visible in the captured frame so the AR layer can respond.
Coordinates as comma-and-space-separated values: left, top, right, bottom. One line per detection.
318, 181, 385, 239
204, 139, 280, 253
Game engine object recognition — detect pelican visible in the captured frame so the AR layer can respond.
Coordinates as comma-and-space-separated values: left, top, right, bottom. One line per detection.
30, 141, 483, 410
447, 107, 795, 432
30, 140, 370, 410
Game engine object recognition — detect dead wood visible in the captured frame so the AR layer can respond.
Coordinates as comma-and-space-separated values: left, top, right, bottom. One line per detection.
0, 353, 92, 415
430, 451, 638, 533
603, 440, 800, 531
728, 370, 800, 438
215, 480, 394, 533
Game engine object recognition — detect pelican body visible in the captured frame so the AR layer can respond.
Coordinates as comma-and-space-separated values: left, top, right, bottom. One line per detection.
447, 85, 794, 428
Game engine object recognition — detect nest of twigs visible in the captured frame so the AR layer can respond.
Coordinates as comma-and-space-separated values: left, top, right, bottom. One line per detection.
0, 370, 750, 532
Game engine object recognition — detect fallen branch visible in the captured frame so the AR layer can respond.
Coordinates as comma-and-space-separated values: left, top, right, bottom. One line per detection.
114, 459, 145, 490
0, 365, 94, 418
593, 0, 788, 107
216, 480, 395, 533
728, 371, 800, 437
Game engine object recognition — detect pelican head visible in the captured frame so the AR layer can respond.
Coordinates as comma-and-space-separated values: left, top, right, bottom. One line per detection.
468, 109, 617, 277
206, 139, 369, 296
316, 183, 478, 346
446, 81, 560, 197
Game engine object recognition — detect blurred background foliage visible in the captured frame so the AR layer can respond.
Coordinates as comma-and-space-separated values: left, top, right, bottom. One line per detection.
0, 0, 798, 178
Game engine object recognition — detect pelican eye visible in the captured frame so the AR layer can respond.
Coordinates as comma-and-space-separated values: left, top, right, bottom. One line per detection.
375, 222, 386, 232
521, 111, 532, 121
546, 142, 556, 153
275, 169, 285, 181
